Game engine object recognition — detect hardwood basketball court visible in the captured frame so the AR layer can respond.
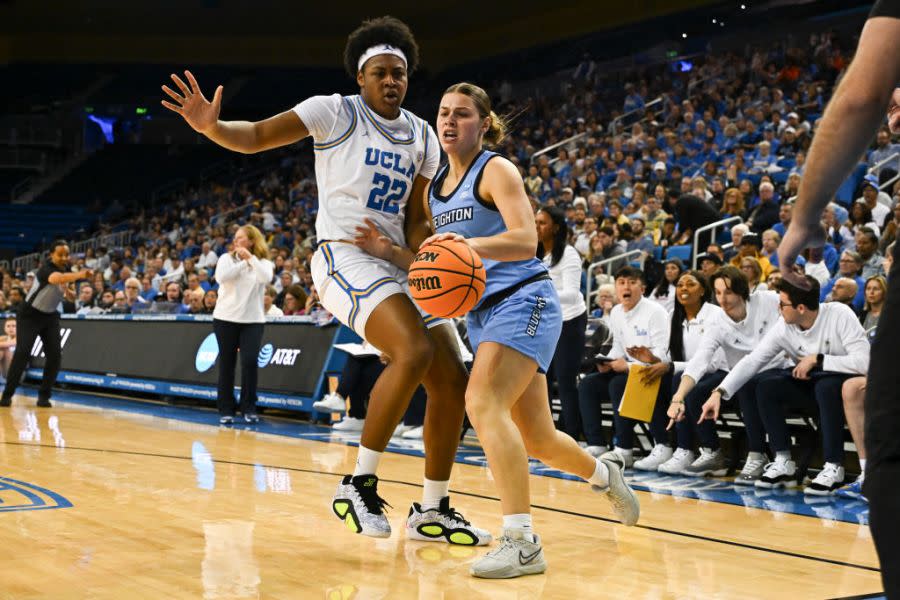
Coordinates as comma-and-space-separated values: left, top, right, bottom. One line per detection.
0, 388, 883, 599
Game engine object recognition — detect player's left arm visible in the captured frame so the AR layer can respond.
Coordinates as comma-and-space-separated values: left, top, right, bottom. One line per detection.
460, 157, 536, 262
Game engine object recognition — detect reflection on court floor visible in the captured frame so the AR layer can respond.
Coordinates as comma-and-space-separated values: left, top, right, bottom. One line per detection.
0, 387, 883, 599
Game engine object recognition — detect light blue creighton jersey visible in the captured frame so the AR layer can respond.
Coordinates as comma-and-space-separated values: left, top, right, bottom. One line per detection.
428, 150, 547, 309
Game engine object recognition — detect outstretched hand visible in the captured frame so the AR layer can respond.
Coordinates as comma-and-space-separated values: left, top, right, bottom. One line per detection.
354, 218, 394, 262
777, 221, 826, 289
161, 70, 223, 134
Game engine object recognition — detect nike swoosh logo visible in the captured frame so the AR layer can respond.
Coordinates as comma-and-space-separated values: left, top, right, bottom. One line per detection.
519, 548, 542, 565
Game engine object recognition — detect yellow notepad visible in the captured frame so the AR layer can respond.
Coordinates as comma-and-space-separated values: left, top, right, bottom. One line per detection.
618, 364, 663, 422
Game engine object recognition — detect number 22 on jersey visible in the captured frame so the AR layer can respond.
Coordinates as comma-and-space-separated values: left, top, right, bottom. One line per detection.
364, 148, 416, 215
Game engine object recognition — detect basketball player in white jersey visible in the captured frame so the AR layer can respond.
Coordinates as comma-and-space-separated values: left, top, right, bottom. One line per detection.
161, 16, 490, 546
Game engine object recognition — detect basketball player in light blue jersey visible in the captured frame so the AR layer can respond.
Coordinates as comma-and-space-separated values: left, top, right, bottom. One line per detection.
161, 17, 490, 547
354, 83, 640, 579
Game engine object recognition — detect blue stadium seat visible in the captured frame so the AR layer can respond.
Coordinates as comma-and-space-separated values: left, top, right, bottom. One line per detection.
835, 163, 868, 206
776, 157, 796, 169
666, 245, 692, 263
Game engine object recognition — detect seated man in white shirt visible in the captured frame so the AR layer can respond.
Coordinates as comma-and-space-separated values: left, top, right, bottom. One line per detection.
197, 242, 219, 270
264, 285, 283, 317
669, 266, 788, 484
577, 266, 670, 466
699, 275, 869, 495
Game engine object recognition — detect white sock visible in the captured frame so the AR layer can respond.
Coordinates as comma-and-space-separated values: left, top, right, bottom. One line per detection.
748, 451, 766, 461
615, 447, 633, 457
502, 514, 534, 542
422, 478, 449, 511
860, 458, 867, 472
353, 446, 382, 477
776, 451, 792, 461
588, 458, 610, 488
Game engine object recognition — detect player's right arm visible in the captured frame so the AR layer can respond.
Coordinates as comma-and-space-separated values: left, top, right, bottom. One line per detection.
162, 70, 309, 154
778, 14, 900, 284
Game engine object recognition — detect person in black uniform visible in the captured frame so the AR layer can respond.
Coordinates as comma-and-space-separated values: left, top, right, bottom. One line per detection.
0, 241, 92, 408
777, 2, 900, 595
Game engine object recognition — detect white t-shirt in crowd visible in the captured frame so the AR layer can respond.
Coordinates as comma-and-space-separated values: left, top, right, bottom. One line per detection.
683, 290, 789, 385
607, 297, 670, 364
671, 301, 729, 375
542, 245, 586, 322
213, 253, 274, 324
197, 250, 219, 270
266, 304, 284, 317
719, 301, 870, 398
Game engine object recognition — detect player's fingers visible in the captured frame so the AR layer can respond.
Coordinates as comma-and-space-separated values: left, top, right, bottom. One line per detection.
170, 73, 192, 97
666, 418, 674, 431
212, 85, 223, 109
161, 100, 183, 114
184, 70, 201, 95
161, 85, 184, 103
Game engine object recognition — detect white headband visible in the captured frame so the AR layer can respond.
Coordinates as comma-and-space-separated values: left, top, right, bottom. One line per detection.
357, 44, 408, 72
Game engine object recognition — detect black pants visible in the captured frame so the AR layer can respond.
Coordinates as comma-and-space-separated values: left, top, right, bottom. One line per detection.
212, 319, 264, 416
547, 311, 587, 439
336, 355, 425, 426
683, 370, 771, 454
1, 309, 61, 403
578, 369, 672, 450
864, 241, 900, 597
756, 368, 850, 464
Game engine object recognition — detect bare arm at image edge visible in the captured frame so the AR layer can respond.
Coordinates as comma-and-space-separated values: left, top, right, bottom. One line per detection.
778, 16, 900, 284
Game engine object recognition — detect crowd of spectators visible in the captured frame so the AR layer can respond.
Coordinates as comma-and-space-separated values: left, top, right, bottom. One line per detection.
0, 27, 897, 498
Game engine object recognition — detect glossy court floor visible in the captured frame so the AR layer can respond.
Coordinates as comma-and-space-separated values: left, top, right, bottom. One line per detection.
0, 388, 884, 599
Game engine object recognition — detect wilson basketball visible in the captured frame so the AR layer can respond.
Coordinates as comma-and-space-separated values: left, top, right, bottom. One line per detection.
408, 240, 486, 318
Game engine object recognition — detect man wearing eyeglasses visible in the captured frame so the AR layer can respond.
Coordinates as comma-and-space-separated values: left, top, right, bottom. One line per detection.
698, 275, 869, 495
123, 277, 149, 312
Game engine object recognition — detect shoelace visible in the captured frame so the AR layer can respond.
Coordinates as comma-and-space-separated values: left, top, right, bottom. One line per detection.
742, 457, 767, 474
672, 448, 692, 460
485, 536, 517, 558
440, 505, 472, 528
761, 458, 790, 476
355, 483, 391, 515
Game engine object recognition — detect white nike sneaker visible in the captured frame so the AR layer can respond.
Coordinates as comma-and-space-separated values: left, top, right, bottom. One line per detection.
393, 423, 415, 438
804, 462, 846, 496
333, 417, 365, 432
633, 444, 674, 471
658, 448, 696, 475
755, 455, 798, 489
313, 392, 346, 413
405, 497, 492, 546
401, 425, 424, 439
470, 529, 546, 579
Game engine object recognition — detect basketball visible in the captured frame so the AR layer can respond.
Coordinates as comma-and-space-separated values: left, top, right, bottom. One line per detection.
408, 240, 486, 318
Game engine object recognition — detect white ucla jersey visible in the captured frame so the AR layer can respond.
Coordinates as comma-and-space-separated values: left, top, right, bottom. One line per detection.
293, 94, 440, 246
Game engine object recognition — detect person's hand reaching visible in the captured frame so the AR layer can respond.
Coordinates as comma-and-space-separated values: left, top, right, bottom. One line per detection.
161, 70, 223, 134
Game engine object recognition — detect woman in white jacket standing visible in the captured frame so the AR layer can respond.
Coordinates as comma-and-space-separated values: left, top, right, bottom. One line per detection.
213, 225, 274, 424
536, 207, 588, 443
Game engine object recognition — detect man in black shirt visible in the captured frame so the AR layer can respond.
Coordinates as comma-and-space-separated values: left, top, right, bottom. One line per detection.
673, 193, 720, 250
0, 241, 92, 408
777, 1, 900, 594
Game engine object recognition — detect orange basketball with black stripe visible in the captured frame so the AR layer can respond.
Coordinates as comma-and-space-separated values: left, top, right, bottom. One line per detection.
408, 240, 486, 318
